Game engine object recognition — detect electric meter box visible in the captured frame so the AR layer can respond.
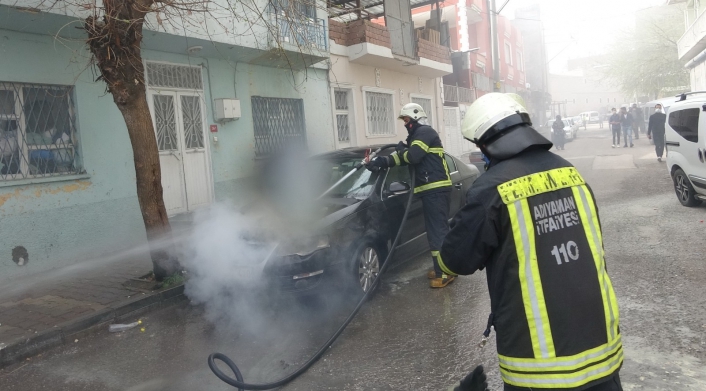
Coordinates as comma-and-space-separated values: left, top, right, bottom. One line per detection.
214, 98, 241, 121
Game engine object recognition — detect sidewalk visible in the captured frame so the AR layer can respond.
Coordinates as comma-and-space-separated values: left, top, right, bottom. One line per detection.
0, 255, 186, 368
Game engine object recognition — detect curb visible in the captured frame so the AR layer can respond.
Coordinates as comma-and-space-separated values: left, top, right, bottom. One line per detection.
0, 284, 186, 369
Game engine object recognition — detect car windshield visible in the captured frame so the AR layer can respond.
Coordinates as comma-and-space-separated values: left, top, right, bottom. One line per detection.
314, 157, 379, 200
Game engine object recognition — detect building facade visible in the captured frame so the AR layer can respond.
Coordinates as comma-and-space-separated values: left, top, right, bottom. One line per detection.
0, 1, 335, 280
513, 4, 550, 126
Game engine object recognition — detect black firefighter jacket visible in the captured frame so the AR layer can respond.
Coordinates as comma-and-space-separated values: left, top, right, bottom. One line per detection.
438, 148, 622, 390
389, 122, 452, 194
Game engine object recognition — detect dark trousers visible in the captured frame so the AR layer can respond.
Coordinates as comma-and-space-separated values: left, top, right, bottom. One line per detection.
653, 131, 665, 158
504, 373, 623, 391
421, 190, 450, 277
612, 128, 621, 145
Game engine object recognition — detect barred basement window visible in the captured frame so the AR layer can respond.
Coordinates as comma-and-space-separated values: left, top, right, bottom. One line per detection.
365, 91, 395, 136
251, 96, 306, 157
0, 82, 80, 180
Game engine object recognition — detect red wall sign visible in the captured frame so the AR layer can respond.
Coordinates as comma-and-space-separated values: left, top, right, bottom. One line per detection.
210, 124, 218, 133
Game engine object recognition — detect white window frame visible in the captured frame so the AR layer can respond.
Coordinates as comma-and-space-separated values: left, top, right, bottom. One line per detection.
504, 41, 513, 66
516, 49, 524, 71
332, 86, 356, 148
362, 86, 397, 138
409, 93, 436, 130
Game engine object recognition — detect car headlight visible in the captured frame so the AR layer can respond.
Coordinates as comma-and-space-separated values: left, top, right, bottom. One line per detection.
288, 235, 330, 256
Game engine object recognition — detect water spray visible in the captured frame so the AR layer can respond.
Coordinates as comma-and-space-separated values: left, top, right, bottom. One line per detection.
207, 144, 414, 390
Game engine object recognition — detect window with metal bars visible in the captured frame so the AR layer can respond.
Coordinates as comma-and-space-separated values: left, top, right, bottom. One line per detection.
0, 82, 80, 180
145, 62, 203, 90
251, 96, 306, 157
364, 91, 395, 136
411, 96, 433, 127
334, 89, 352, 143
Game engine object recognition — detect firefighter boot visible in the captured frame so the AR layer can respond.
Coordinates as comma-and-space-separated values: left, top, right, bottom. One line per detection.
430, 274, 455, 288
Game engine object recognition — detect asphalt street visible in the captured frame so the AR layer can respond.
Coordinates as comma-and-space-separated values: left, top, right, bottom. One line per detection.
1, 124, 705, 391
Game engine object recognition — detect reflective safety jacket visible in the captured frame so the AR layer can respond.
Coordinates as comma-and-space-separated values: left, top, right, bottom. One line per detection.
439, 148, 622, 390
389, 122, 452, 194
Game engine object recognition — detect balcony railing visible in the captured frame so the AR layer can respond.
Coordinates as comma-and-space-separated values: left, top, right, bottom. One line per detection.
444, 85, 475, 103
269, 13, 328, 52
678, 8, 706, 60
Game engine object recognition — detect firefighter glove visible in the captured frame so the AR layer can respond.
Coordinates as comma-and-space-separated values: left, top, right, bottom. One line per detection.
365, 156, 389, 172
395, 141, 407, 154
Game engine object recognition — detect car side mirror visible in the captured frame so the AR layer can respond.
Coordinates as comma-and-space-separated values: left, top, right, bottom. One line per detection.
387, 181, 411, 197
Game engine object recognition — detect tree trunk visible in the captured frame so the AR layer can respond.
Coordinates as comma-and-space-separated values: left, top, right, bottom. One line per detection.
84, 0, 180, 279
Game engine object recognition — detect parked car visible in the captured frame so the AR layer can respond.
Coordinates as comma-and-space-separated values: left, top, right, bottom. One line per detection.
572, 115, 586, 130
665, 93, 706, 207
261, 146, 481, 295
467, 145, 486, 172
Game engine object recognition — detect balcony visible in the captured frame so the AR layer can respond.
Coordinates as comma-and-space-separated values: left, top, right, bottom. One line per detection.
329, 19, 452, 77
443, 85, 476, 104
678, 9, 706, 61
262, 12, 329, 67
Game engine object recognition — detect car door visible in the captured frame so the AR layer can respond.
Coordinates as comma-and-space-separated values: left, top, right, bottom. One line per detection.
667, 106, 704, 191
380, 165, 425, 245
444, 153, 463, 213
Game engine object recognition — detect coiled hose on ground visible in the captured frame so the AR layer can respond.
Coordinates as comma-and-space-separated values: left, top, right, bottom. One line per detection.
208, 144, 415, 390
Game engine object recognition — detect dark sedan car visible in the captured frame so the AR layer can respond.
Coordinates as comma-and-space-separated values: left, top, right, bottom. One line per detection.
262, 146, 480, 295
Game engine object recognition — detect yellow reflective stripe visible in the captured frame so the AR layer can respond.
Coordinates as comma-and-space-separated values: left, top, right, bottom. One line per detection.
572, 185, 619, 340
433, 251, 457, 276
391, 152, 401, 166
500, 350, 623, 389
497, 167, 585, 204
413, 179, 452, 193
440, 151, 451, 182
498, 336, 622, 372
429, 147, 445, 153
508, 199, 555, 359
410, 140, 430, 152
403, 150, 410, 163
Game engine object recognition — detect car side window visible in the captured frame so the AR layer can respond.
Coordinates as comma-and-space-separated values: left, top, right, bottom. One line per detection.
384, 165, 411, 189
444, 153, 457, 173
668, 108, 699, 143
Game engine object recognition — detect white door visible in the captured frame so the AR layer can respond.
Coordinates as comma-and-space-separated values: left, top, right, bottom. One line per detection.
149, 90, 212, 216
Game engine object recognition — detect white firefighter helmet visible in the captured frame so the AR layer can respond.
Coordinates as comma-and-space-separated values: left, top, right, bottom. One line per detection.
398, 103, 427, 121
461, 92, 531, 144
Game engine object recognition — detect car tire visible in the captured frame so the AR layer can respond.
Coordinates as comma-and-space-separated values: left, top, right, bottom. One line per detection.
347, 239, 387, 295
673, 168, 702, 207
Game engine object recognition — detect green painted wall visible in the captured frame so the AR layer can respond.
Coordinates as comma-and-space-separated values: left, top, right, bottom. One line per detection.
0, 27, 334, 281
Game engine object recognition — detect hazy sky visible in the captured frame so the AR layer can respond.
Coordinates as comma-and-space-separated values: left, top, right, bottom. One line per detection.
499, 0, 670, 73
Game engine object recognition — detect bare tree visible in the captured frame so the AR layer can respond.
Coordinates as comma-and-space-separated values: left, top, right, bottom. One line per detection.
602, 7, 689, 100
19, 0, 326, 279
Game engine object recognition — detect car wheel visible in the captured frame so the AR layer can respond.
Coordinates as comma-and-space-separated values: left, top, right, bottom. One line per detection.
348, 240, 385, 294
673, 168, 702, 207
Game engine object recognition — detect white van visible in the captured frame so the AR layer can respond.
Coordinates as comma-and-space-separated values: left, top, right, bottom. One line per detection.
664, 92, 706, 207
580, 111, 601, 124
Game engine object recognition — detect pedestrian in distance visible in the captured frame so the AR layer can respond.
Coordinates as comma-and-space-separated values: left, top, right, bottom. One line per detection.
551, 115, 566, 150
647, 103, 667, 162
609, 108, 622, 147
599, 112, 604, 129
365, 103, 455, 288
440, 92, 623, 391
620, 107, 634, 148
630, 104, 644, 139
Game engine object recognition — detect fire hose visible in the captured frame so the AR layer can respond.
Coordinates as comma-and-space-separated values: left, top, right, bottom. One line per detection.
208, 144, 414, 390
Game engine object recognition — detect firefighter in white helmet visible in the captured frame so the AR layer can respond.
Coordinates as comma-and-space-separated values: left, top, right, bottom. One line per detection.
365, 102, 455, 288
439, 93, 623, 391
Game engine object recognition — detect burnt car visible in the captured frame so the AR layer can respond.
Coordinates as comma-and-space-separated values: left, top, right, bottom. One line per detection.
262, 146, 481, 295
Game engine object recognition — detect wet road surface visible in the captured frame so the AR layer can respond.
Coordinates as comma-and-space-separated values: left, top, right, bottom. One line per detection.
1, 126, 705, 390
